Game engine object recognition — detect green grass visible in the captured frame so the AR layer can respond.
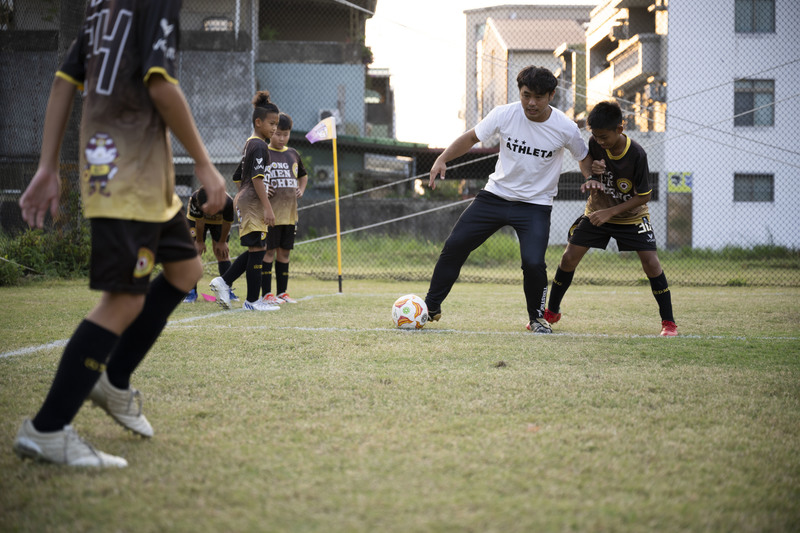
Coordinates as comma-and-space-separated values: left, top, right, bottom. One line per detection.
1, 278, 799, 532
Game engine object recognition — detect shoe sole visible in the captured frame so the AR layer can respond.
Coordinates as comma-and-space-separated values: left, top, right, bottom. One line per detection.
13, 439, 43, 462
89, 401, 153, 438
209, 282, 231, 309
526, 320, 552, 334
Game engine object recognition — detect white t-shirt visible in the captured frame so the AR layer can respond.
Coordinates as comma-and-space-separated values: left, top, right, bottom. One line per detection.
474, 103, 588, 205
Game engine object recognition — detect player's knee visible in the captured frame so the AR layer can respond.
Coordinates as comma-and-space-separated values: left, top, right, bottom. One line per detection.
162, 257, 203, 292
521, 260, 547, 280
639, 253, 662, 277
560, 254, 580, 271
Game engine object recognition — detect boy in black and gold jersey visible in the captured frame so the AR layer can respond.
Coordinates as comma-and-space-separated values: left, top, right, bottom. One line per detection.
545, 101, 677, 336
14, 0, 227, 467
210, 91, 280, 311
261, 112, 308, 305
183, 187, 236, 303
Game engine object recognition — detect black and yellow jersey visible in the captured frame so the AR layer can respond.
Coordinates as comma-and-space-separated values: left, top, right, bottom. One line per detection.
585, 135, 652, 225
59, 0, 183, 222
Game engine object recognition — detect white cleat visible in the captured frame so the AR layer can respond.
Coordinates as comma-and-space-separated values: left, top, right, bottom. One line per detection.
89, 372, 153, 438
209, 277, 232, 309
13, 419, 128, 468
243, 299, 281, 311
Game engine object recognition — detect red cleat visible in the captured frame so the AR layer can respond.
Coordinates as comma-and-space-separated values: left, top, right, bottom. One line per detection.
660, 320, 678, 337
544, 308, 561, 324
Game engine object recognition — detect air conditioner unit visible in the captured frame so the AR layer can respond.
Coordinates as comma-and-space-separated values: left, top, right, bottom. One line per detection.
318, 108, 342, 125
314, 165, 335, 184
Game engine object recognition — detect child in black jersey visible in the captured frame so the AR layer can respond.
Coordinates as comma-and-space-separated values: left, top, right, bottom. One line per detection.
261, 113, 308, 305
183, 187, 236, 303
14, 0, 227, 467
210, 91, 280, 311
545, 101, 677, 336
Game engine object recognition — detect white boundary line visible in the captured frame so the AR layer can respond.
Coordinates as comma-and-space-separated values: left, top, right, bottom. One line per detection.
167, 323, 800, 341
2, 292, 799, 359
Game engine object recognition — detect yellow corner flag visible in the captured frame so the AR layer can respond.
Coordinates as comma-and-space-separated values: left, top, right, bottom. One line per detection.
305, 116, 337, 143
305, 116, 343, 292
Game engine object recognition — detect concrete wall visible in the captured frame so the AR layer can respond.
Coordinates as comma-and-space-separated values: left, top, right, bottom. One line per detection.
174, 51, 254, 163
254, 62, 367, 136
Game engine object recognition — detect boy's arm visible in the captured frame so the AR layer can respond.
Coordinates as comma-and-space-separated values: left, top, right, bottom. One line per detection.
579, 154, 604, 193
296, 174, 308, 198
19, 77, 77, 228
147, 74, 226, 214
214, 221, 232, 260
194, 219, 207, 255
429, 129, 480, 190
253, 177, 275, 227
587, 192, 651, 226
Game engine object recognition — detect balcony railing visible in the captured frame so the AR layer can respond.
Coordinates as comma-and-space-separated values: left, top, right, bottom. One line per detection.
608, 33, 663, 91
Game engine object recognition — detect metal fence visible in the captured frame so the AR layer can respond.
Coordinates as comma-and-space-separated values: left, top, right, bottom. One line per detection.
1, 0, 798, 287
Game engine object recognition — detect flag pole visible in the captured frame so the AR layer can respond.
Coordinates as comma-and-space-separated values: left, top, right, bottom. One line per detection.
332, 137, 343, 293
305, 116, 343, 293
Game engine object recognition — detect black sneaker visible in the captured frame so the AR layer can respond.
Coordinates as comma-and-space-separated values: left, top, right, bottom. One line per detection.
526, 317, 552, 334
426, 305, 442, 322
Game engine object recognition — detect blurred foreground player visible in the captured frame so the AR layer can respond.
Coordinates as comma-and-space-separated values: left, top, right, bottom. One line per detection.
14, 0, 226, 467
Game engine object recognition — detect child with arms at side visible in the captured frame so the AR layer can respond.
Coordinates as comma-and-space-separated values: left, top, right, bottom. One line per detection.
261, 112, 308, 305
14, 0, 226, 467
210, 91, 280, 311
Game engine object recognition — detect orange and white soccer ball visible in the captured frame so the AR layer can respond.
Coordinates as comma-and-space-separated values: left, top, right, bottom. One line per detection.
391, 294, 428, 329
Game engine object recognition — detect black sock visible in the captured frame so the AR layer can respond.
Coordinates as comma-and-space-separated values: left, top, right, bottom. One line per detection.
649, 271, 674, 322
32, 320, 119, 432
261, 260, 273, 297
246, 250, 265, 302
218, 260, 231, 277
222, 254, 247, 286
105, 274, 186, 390
275, 260, 289, 295
547, 267, 575, 313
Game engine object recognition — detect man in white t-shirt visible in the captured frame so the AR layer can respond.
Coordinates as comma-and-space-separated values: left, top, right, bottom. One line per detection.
425, 66, 596, 333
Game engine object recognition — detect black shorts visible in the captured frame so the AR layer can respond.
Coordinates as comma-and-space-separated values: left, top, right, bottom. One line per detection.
90, 211, 197, 294
266, 224, 296, 250
187, 219, 228, 243
240, 230, 267, 248
567, 215, 658, 251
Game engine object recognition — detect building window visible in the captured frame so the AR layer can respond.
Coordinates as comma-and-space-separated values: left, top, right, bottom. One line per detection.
735, 0, 775, 33
734, 173, 774, 202
203, 17, 233, 32
734, 79, 774, 126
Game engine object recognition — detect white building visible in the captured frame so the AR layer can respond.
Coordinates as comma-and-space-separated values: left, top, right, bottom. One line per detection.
464, 5, 594, 129
665, 0, 800, 249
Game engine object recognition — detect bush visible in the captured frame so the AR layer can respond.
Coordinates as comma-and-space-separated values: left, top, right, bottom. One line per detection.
0, 256, 22, 285
0, 224, 90, 285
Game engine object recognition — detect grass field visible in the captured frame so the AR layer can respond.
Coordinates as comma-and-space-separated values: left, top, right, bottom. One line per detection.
1, 277, 799, 532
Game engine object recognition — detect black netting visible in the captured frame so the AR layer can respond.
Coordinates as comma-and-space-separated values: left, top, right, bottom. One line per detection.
1, 0, 798, 286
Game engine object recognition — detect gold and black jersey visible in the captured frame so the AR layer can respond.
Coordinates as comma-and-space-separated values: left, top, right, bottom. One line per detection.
235, 136, 270, 237
585, 135, 652, 225
187, 189, 234, 225
58, 0, 183, 222
267, 146, 307, 226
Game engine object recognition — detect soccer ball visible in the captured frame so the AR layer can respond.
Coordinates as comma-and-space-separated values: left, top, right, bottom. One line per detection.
391, 294, 428, 330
